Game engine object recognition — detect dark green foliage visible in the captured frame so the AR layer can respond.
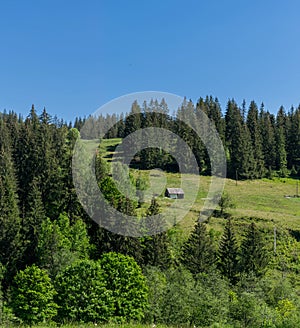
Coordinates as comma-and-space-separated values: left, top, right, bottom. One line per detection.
37, 214, 90, 278
159, 267, 196, 325
239, 222, 269, 276
22, 177, 45, 266
287, 106, 300, 170
181, 221, 216, 275
2, 99, 300, 326
99, 252, 148, 322
192, 271, 230, 327
95, 151, 109, 183
218, 219, 239, 284
98, 176, 142, 263
247, 101, 265, 178
11, 265, 57, 325
146, 196, 160, 216
260, 109, 277, 171
225, 100, 256, 179
142, 198, 171, 269
0, 120, 22, 282
143, 266, 167, 323
217, 192, 235, 217
136, 173, 147, 206
144, 266, 231, 326
55, 259, 114, 323
276, 106, 288, 175
124, 100, 142, 136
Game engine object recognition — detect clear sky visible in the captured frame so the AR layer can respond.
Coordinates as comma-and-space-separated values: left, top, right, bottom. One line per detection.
1, 0, 300, 122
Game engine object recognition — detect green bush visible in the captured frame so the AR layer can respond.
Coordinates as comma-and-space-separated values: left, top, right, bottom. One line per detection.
143, 266, 167, 323
55, 259, 114, 323
99, 252, 148, 322
160, 267, 195, 325
11, 265, 57, 325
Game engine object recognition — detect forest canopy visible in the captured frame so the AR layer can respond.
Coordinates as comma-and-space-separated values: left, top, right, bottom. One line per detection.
0, 96, 300, 326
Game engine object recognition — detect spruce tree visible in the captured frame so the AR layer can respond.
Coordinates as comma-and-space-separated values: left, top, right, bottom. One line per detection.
205, 96, 225, 142
181, 221, 216, 275
142, 197, 171, 269
218, 219, 239, 284
111, 196, 142, 264
124, 100, 142, 136
15, 119, 33, 214
247, 101, 265, 178
260, 110, 276, 172
286, 106, 300, 170
230, 118, 255, 179
0, 120, 22, 283
22, 177, 46, 265
275, 106, 288, 175
239, 222, 269, 276
225, 100, 255, 178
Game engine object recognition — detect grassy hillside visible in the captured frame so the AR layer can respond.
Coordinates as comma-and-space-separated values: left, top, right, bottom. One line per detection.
99, 138, 300, 237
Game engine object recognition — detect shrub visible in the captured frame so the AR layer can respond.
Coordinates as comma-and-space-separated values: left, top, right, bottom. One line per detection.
99, 252, 148, 322
55, 259, 114, 323
11, 265, 57, 325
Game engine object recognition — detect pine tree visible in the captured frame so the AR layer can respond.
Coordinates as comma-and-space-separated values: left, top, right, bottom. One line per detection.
239, 222, 269, 276
286, 106, 300, 170
97, 176, 142, 263
142, 198, 171, 269
15, 118, 34, 214
38, 107, 65, 218
111, 197, 142, 264
136, 173, 147, 207
124, 100, 142, 136
275, 106, 288, 176
60, 127, 83, 218
225, 100, 256, 178
95, 151, 109, 183
246, 101, 265, 178
229, 111, 255, 179
260, 110, 276, 172
225, 99, 240, 149
176, 99, 201, 173
181, 221, 216, 275
22, 177, 46, 265
218, 219, 239, 284
0, 120, 22, 283
205, 96, 225, 141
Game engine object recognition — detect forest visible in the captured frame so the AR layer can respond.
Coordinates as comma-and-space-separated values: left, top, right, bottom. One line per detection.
0, 96, 300, 327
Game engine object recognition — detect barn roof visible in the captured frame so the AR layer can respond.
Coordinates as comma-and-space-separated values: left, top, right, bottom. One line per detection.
166, 188, 184, 194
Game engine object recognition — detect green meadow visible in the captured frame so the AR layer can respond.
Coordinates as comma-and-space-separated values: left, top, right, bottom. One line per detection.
99, 138, 300, 236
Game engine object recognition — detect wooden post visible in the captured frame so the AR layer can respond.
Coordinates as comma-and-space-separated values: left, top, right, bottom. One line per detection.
274, 226, 277, 255
235, 170, 238, 186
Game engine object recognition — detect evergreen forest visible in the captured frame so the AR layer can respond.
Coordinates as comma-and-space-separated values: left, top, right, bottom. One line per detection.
0, 96, 300, 327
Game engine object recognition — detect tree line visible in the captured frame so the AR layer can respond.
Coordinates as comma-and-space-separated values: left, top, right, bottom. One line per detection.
78, 96, 300, 179
0, 100, 300, 326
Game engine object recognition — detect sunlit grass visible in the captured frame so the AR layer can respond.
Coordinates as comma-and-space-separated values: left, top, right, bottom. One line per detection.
99, 138, 300, 236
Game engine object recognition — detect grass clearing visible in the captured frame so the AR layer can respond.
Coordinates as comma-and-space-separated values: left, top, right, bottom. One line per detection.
99, 139, 300, 236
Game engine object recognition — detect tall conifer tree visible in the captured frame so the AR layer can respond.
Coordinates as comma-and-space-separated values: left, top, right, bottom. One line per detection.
181, 221, 216, 275
247, 101, 265, 178
218, 219, 239, 284
142, 197, 171, 269
239, 222, 269, 276
0, 120, 22, 282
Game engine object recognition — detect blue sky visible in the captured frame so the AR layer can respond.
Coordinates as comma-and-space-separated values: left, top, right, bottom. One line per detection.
1, 0, 300, 122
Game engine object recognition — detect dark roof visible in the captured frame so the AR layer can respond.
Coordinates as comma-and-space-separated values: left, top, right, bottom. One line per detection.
166, 188, 184, 194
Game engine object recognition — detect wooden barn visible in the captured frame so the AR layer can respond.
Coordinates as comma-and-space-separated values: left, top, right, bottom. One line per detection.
165, 188, 184, 199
